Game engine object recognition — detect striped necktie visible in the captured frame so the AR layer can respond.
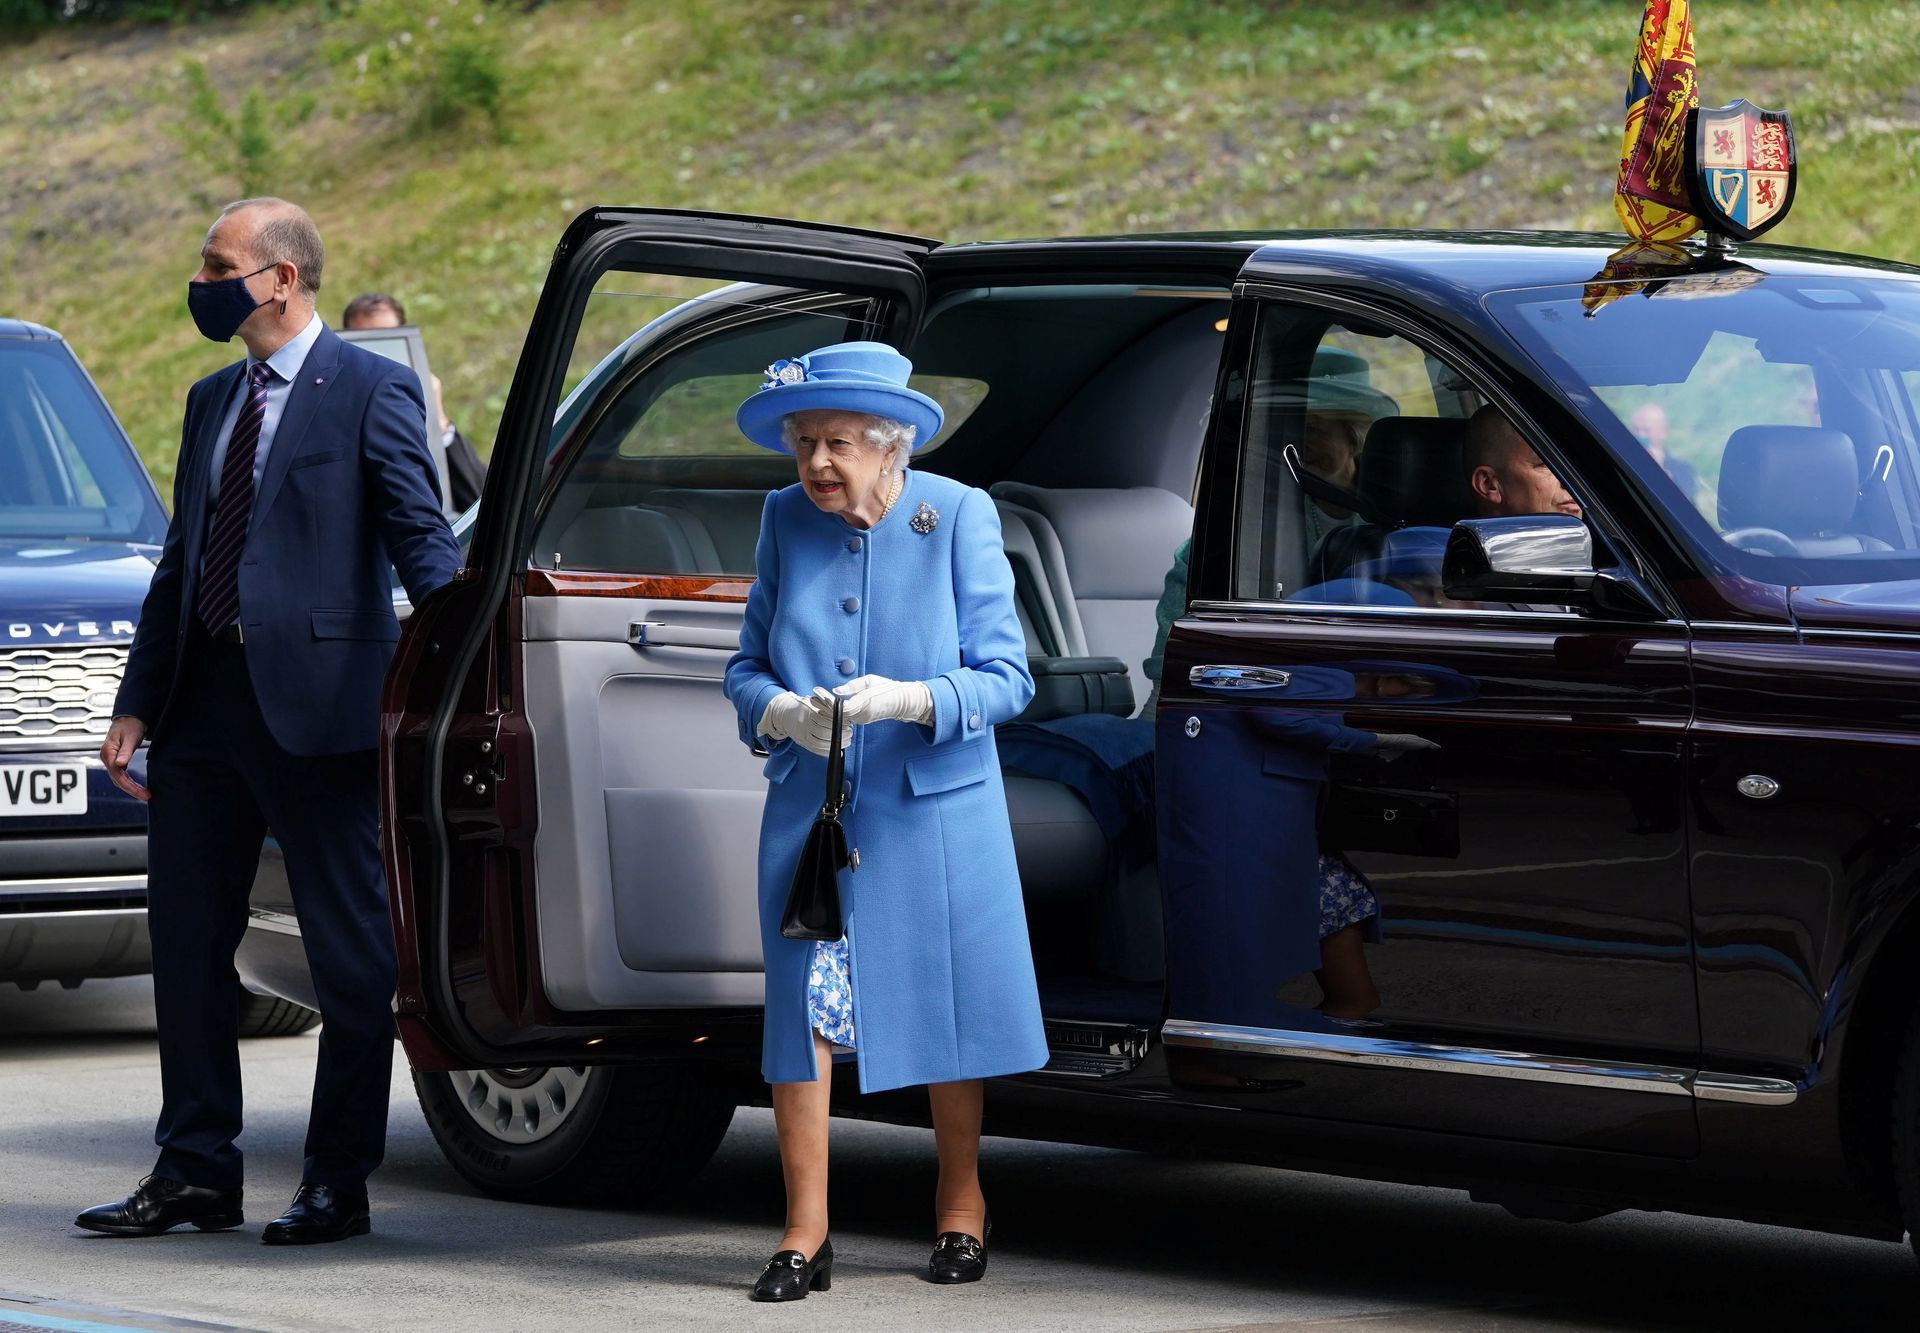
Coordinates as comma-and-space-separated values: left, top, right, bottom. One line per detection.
197, 362, 274, 635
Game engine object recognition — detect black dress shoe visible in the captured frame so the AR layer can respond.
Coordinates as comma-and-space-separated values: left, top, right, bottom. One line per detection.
750, 1237, 832, 1301
928, 1214, 990, 1284
260, 1183, 370, 1246
74, 1175, 243, 1237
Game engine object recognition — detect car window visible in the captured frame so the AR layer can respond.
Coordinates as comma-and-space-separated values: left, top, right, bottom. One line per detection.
532, 280, 985, 578
0, 341, 166, 544
1235, 307, 1581, 611
1489, 275, 1920, 584
1592, 332, 1819, 526
617, 369, 984, 461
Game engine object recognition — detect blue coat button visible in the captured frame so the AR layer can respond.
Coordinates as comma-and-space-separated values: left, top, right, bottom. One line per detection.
841, 596, 860, 613
968, 712, 981, 730
847, 536, 863, 553
837, 658, 856, 676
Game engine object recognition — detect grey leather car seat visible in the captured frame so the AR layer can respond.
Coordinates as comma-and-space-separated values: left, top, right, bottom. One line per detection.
988, 482, 1195, 707
1717, 425, 1890, 557
993, 498, 1081, 658
642, 489, 772, 573
552, 504, 705, 573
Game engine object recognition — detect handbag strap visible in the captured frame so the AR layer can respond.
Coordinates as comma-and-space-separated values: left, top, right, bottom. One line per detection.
821, 694, 846, 816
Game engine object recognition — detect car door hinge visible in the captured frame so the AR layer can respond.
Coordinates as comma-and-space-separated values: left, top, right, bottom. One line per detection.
447, 728, 508, 803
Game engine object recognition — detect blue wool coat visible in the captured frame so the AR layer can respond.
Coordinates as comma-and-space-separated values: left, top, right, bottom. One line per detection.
723, 470, 1050, 1093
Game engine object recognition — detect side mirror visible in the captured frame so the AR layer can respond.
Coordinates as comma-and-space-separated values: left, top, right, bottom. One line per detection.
1443, 516, 1594, 600
1443, 516, 1660, 618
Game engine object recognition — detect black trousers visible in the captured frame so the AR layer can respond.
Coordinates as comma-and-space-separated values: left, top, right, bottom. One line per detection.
145, 625, 396, 1192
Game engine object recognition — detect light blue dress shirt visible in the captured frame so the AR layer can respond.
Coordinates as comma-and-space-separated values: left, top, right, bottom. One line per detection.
207, 312, 325, 502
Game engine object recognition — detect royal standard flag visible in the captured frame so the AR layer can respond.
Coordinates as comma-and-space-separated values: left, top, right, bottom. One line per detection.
1614, 0, 1701, 242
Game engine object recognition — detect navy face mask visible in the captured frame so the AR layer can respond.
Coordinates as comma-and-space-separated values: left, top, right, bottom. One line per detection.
187, 262, 279, 343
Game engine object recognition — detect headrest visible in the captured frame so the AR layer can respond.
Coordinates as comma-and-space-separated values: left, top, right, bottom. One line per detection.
1357, 417, 1477, 527
1717, 426, 1860, 536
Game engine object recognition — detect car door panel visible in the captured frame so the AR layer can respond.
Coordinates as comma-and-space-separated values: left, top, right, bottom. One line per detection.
520, 587, 762, 1003
1156, 610, 1700, 1154
385, 209, 933, 1070
1156, 287, 1703, 1156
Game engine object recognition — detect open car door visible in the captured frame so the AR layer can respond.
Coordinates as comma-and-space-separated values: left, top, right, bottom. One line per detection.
384, 209, 933, 1074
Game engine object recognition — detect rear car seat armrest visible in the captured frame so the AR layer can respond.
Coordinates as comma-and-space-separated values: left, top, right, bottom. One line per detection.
1029, 655, 1130, 677
1016, 654, 1136, 724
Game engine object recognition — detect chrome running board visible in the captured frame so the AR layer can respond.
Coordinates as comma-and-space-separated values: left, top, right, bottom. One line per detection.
1159, 1019, 1798, 1105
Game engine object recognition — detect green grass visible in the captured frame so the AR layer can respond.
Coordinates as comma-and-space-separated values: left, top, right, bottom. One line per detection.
3, 0, 1917, 486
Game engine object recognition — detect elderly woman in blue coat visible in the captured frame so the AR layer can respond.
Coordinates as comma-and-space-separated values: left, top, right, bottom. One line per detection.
722, 342, 1048, 1301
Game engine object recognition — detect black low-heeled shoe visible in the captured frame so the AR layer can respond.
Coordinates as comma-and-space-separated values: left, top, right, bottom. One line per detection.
751, 1237, 833, 1301
928, 1214, 990, 1284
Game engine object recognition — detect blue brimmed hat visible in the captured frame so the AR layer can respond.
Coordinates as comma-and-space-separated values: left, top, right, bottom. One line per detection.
735, 341, 945, 454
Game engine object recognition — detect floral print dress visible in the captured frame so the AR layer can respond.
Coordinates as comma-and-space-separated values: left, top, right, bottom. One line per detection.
1318, 852, 1380, 937
806, 937, 856, 1049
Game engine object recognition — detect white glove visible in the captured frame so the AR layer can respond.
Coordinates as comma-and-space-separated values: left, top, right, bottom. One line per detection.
757, 690, 848, 758
834, 674, 935, 727
1371, 733, 1440, 761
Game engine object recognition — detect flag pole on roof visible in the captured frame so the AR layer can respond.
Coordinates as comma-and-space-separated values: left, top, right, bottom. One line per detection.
1613, 0, 1703, 245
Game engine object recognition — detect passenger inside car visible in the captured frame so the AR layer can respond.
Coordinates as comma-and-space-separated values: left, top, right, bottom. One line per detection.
1294, 348, 1400, 555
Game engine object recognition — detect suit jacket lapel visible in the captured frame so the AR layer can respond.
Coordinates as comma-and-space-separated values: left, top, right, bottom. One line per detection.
182, 360, 246, 589
250, 327, 343, 536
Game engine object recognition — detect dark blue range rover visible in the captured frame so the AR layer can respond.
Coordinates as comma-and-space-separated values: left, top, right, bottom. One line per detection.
0, 319, 166, 992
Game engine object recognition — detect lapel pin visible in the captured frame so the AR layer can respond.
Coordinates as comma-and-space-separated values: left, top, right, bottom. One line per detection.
314, 376, 326, 385
909, 501, 939, 535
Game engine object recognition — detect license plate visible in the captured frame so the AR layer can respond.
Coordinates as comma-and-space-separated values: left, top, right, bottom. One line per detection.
0, 764, 88, 816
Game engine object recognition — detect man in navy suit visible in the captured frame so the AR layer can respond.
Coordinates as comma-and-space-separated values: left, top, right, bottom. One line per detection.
78, 198, 460, 1245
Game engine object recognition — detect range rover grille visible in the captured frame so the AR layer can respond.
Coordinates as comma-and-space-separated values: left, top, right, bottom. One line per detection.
0, 645, 129, 744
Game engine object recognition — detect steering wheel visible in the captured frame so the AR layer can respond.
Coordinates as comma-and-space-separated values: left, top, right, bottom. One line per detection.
1720, 526, 1799, 557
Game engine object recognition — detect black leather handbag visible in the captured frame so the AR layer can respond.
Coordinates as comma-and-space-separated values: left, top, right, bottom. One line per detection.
779, 696, 853, 941
1322, 782, 1460, 859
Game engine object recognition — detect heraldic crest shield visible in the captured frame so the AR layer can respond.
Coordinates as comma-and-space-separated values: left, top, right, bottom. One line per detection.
1684, 99, 1797, 242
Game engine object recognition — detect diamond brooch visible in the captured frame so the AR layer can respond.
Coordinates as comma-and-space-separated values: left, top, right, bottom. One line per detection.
909, 501, 939, 534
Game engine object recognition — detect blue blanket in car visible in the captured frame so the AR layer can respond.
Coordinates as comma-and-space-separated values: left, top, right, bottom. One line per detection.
997, 712, 1157, 842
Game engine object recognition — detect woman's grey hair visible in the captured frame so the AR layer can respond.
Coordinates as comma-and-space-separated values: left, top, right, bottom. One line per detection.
780, 413, 918, 465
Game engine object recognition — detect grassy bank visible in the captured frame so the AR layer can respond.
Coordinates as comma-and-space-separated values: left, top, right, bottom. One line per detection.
3, 0, 1916, 483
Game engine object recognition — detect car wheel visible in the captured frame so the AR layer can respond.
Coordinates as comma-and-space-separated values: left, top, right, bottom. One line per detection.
235, 986, 321, 1038
413, 1063, 735, 1205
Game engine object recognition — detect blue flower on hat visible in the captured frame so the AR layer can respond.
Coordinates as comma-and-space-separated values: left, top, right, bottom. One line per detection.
762, 357, 811, 391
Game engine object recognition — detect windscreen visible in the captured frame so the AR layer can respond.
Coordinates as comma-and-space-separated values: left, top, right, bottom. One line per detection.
0, 340, 167, 544
1487, 273, 1920, 586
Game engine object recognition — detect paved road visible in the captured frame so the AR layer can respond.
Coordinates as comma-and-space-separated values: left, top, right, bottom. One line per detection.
2, 979, 1916, 1332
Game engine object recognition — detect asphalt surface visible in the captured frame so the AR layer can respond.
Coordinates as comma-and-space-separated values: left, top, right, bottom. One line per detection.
2, 978, 1916, 1333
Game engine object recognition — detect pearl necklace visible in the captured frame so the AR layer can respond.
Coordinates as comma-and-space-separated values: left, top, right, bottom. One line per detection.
876, 470, 904, 522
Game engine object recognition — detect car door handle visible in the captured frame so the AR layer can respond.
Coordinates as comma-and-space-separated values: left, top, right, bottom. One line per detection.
1189, 664, 1292, 691
628, 620, 740, 651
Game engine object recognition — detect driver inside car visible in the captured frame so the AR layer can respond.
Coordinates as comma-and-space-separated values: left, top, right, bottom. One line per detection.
1463, 404, 1583, 521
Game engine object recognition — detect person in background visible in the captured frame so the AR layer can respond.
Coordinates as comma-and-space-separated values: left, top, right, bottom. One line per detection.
82, 198, 459, 1245
1627, 402, 1702, 507
342, 292, 487, 512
